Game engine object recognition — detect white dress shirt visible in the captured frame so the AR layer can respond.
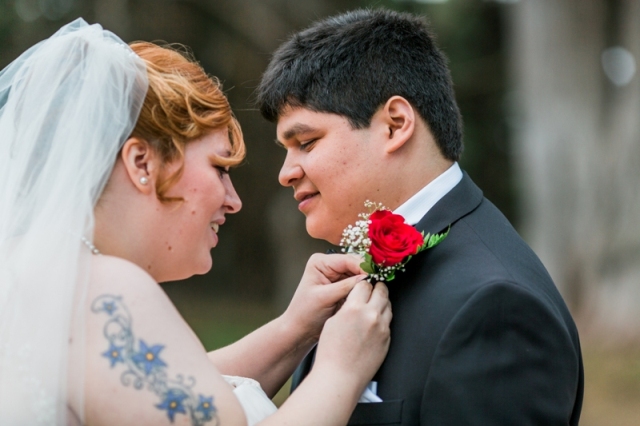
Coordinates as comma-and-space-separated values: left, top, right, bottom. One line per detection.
393, 162, 463, 225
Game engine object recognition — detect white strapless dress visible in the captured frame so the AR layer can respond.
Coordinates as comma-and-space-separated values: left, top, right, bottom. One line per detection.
223, 375, 278, 425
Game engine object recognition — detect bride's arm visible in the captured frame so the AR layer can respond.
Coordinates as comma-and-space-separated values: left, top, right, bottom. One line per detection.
82, 254, 389, 426
84, 256, 247, 426
207, 254, 365, 397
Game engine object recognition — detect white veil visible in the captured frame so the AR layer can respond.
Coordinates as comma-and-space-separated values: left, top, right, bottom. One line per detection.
0, 19, 148, 424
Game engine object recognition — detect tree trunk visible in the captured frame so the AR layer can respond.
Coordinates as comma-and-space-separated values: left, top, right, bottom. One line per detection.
508, 0, 640, 342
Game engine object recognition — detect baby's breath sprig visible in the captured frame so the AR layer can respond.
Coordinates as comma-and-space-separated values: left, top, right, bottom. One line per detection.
363, 200, 386, 214
339, 200, 386, 254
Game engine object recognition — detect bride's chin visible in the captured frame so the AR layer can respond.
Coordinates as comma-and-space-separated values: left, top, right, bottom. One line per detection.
194, 254, 213, 275
159, 256, 212, 282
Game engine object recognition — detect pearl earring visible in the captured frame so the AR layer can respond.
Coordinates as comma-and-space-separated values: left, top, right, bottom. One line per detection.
140, 176, 149, 185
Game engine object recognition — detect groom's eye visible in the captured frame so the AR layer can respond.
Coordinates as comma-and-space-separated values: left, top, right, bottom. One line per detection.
299, 139, 318, 151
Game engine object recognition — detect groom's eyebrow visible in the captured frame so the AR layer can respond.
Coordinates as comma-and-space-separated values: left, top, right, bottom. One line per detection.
281, 123, 317, 142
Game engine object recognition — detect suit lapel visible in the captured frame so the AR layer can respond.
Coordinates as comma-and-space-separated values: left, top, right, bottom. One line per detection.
368, 173, 483, 404
415, 172, 483, 235
295, 173, 484, 400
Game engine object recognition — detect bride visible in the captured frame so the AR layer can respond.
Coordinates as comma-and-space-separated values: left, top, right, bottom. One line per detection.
0, 19, 391, 425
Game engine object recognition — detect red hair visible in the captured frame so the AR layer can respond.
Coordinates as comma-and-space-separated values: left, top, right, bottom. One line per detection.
129, 42, 245, 202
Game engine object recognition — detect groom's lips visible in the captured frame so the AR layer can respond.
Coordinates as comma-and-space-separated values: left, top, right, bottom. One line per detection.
295, 190, 319, 212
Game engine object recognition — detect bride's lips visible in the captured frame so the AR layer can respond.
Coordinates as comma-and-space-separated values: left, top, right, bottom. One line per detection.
209, 219, 224, 246
295, 190, 319, 212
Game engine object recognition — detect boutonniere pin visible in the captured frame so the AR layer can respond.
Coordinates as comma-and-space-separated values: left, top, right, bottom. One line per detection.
340, 201, 449, 282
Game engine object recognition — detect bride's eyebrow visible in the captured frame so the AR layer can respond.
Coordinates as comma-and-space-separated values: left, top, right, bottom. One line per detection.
208, 150, 231, 162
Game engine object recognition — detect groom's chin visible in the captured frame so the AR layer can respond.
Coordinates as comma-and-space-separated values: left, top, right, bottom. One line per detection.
305, 220, 341, 245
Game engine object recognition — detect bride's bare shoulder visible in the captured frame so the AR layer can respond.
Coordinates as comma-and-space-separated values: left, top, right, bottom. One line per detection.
82, 255, 246, 425
85, 254, 186, 343
88, 254, 166, 299
90, 254, 156, 284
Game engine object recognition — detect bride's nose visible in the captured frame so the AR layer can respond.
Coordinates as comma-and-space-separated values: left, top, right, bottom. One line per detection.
223, 178, 242, 213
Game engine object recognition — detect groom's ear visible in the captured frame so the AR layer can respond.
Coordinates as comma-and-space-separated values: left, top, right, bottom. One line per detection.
378, 96, 416, 154
120, 137, 158, 195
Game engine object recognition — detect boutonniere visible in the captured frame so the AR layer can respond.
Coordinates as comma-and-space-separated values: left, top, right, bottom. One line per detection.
340, 201, 449, 282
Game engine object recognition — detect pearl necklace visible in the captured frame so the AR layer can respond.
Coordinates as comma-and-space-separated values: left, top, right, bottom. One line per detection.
81, 236, 101, 255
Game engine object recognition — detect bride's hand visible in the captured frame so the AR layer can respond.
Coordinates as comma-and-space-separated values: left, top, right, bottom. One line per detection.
314, 280, 392, 387
281, 253, 366, 343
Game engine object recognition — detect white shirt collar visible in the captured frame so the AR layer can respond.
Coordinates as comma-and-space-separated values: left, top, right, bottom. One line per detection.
393, 162, 463, 225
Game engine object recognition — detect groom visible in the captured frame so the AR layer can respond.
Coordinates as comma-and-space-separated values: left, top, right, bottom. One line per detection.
258, 9, 583, 425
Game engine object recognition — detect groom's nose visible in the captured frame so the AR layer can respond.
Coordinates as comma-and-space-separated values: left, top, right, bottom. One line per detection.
278, 152, 304, 187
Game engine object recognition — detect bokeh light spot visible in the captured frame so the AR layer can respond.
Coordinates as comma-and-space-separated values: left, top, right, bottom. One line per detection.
601, 46, 636, 87
14, 0, 41, 22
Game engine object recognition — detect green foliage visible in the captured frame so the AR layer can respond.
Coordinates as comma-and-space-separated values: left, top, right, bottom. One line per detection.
360, 253, 375, 274
427, 226, 450, 249
420, 226, 450, 251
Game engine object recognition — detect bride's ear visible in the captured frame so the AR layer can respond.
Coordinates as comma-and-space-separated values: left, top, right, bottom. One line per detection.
120, 137, 158, 194
378, 96, 416, 154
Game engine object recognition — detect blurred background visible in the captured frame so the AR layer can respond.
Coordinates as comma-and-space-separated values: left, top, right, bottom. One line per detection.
2, 0, 639, 423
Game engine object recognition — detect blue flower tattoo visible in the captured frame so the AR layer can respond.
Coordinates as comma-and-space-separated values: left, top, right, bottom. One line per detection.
102, 300, 117, 315
92, 295, 219, 425
132, 340, 167, 375
196, 395, 216, 421
102, 342, 125, 367
157, 389, 188, 422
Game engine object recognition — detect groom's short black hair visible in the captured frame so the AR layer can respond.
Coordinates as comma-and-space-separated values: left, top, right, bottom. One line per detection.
257, 8, 463, 161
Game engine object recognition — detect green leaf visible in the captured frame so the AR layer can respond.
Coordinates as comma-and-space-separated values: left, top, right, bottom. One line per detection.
418, 233, 431, 252
360, 261, 374, 274
426, 226, 451, 249
360, 253, 375, 274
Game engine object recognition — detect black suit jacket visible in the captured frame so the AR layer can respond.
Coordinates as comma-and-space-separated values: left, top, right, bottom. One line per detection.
291, 173, 583, 425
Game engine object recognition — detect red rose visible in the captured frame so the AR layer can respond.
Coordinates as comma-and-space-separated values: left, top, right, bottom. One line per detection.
367, 210, 424, 265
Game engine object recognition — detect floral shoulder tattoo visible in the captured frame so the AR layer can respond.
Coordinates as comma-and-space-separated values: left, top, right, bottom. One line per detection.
92, 295, 218, 425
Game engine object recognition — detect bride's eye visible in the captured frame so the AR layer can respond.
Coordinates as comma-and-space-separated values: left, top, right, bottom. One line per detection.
214, 165, 229, 178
